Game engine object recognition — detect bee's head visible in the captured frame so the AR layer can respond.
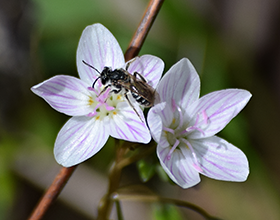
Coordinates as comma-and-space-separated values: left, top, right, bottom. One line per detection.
82, 60, 111, 88
100, 67, 111, 85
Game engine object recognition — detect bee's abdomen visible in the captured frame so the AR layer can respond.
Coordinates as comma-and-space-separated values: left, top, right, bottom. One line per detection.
131, 92, 150, 106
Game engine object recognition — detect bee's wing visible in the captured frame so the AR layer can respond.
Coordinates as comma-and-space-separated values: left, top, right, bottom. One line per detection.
119, 80, 155, 105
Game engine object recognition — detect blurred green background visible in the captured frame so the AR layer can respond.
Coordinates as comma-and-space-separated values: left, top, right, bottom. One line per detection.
1, 0, 280, 219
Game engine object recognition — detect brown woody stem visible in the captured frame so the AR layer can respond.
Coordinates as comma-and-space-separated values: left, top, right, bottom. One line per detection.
124, 0, 165, 61
28, 166, 77, 220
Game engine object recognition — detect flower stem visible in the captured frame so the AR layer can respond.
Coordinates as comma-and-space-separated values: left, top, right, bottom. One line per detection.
97, 141, 127, 220
113, 193, 219, 220
116, 142, 156, 169
28, 166, 77, 220
97, 141, 156, 219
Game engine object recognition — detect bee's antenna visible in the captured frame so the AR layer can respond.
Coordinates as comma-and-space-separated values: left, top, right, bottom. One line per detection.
82, 60, 101, 74
92, 76, 101, 89
82, 60, 102, 89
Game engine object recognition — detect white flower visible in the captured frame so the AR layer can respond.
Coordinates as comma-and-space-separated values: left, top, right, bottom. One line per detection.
31, 23, 164, 167
147, 58, 251, 188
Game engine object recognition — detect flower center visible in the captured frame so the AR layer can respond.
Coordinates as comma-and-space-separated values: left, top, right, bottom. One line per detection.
162, 99, 208, 172
86, 86, 124, 120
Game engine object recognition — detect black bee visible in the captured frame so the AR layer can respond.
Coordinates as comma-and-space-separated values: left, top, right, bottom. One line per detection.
82, 60, 155, 120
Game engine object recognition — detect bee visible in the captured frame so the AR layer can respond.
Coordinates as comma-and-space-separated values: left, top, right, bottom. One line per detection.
82, 59, 155, 121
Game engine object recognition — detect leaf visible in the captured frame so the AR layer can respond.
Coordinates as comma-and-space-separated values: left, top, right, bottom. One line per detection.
153, 203, 183, 220
137, 158, 157, 182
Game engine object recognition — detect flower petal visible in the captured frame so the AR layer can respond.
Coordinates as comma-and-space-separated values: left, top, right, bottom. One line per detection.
189, 136, 249, 181
126, 55, 164, 88
157, 146, 200, 189
147, 102, 166, 143
108, 102, 151, 143
156, 58, 200, 107
54, 116, 109, 167
77, 23, 125, 85
188, 89, 252, 139
31, 75, 93, 116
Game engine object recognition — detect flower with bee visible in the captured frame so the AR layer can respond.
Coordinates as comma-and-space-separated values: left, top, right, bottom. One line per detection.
31, 23, 164, 167
82, 57, 156, 121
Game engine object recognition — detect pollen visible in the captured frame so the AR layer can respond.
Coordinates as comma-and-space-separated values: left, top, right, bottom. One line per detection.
113, 111, 117, 115
96, 116, 100, 120
88, 98, 94, 105
117, 95, 122, 100
172, 118, 176, 124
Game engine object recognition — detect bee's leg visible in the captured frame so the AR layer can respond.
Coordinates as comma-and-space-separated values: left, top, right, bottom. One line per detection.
133, 72, 147, 82
125, 56, 139, 70
111, 86, 122, 94
98, 85, 122, 104
124, 92, 144, 123
97, 85, 111, 97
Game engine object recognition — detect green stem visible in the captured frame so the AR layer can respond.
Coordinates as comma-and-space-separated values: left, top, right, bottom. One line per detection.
115, 200, 124, 220
116, 142, 156, 170
97, 141, 156, 219
97, 140, 126, 220
112, 194, 220, 220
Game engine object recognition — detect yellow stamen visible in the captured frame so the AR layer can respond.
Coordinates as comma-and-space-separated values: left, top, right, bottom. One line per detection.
88, 98, 94, 105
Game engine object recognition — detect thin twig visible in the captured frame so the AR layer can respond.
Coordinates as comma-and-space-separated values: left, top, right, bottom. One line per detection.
28, 166, 77, 220
124, 0, 165, 61
113, 194, 219, 220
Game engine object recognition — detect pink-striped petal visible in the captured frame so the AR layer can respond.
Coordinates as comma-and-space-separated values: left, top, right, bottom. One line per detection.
189, 136, 249, 181
54, 116, 109, 167
126, 55, 164, 88
147, 102, 166, 142
157, 146, 201, 188
188, 89, 252, 139
156, 58, 200, 108
31, 75, 93, 116
76, 23, 125, 86
107, 102, 151, 143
